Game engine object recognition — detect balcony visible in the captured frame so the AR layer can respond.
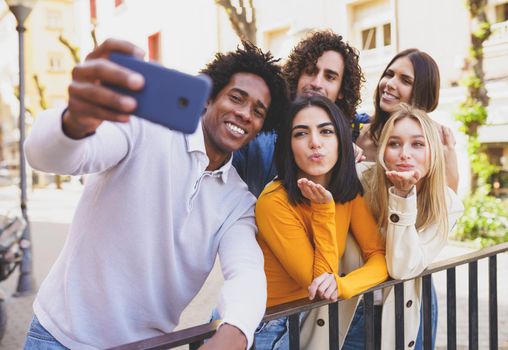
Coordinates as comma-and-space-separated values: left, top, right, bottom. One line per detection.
484, 20, 508, 46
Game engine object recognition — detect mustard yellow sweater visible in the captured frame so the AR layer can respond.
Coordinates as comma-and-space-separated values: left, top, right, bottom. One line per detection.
256, 181, 388, 307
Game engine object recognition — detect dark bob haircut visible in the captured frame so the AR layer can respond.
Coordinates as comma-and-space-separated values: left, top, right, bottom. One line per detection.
200, 41, 289, 132
370, 48, 440, 143
275, 95, 363, 205
283, 30, 364, 122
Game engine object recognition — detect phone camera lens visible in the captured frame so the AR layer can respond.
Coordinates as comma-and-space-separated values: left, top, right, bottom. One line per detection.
178, 97, 189, 108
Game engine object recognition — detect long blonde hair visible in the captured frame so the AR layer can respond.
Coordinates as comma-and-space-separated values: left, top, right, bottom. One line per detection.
363, 104, 448, 239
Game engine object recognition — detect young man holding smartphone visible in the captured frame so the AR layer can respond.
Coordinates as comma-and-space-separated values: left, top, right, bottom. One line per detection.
23, 39, 288, 350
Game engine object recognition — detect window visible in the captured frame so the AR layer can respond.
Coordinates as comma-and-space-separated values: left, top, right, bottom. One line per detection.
264, 27, 291, 59
46, 9, 63, 30
495, 2, 508, 23
361, 23, 391, 51
351, 0, 393, 53
148, 32, 161, 62
48, 53, 64, 71
383, 23, 391, 46
361, 27, 376, 50
90, 0, 97, 21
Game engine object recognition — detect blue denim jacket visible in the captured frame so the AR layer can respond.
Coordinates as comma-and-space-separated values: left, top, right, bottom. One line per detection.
233, 131, 278, 198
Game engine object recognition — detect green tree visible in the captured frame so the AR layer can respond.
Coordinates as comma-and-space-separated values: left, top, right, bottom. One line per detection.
455, 0, 497, 190
454, 0, 507, 246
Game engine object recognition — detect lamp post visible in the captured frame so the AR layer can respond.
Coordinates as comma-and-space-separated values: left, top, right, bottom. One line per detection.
6, 0, 38, 296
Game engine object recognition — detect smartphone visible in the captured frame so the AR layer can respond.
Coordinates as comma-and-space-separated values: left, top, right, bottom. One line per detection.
108, 52, 211, 134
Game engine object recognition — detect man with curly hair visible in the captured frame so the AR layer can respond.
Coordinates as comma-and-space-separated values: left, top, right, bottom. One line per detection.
23, 39, 288, 350
233, 30, 366, 197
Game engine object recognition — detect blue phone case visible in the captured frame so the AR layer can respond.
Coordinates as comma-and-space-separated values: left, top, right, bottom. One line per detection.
108, 53, 211, 134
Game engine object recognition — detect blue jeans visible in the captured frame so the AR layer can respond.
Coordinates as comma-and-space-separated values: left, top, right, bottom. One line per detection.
414, 282, 438, 350
24, 315, 69, 350
342, 281, 438, 350
342, 300, 382, 350
210, 308, 305, 350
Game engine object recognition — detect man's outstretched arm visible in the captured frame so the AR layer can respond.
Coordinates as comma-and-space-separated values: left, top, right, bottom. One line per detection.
204, 215, 266, 350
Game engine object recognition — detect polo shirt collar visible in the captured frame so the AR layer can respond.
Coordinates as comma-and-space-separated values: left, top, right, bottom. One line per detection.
185, 123, 233, 183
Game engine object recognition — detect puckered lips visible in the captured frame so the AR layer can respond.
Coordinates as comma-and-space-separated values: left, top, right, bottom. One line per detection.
395, 163, 415, 172
309, 152, 325, 162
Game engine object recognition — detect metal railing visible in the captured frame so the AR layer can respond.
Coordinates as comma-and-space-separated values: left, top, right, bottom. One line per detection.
109, 242, 508, 350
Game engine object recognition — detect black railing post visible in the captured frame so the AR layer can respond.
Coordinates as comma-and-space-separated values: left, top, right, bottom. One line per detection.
288, 314, 300, 350
328, 302, 339, 349
447, 267, 457, 350
422, 275, 433, 350
468, 261, 478, 350
394, 283, 405, 350
489, 255, 498, 350
364, 292, 375, 350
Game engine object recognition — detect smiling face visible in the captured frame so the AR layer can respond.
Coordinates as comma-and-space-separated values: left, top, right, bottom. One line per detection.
378, 56, 414, 113
291, 105, 339, 187
383, 117, 430, 187
202, 72, 270, 167
296, 50, 344, 102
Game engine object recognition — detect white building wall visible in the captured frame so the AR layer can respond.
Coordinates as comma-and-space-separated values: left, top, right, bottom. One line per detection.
88, 0, 230, 74
70, 0, 508, 196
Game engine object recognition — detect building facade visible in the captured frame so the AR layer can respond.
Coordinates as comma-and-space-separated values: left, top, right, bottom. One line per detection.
5, 0, 505, 196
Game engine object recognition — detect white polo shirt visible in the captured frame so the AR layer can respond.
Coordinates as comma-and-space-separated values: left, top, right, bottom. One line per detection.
25, 109, 266, 349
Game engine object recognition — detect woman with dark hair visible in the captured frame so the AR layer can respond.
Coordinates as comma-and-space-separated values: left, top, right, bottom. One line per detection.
254, 95, 388, 349
356, 48, 458, 192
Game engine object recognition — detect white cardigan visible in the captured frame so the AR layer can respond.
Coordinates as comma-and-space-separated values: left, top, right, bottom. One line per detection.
299, 163, 464, 349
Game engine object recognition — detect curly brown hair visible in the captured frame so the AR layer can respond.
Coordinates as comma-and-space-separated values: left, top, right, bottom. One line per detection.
283, 30, 364, 121
200, 41, 289, 132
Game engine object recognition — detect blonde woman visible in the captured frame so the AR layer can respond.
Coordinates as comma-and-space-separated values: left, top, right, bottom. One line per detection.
355, 104, 464, 349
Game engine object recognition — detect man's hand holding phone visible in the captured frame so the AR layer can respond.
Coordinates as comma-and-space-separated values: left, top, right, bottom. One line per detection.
63, 38, 211, 139
63, 39, 145, 139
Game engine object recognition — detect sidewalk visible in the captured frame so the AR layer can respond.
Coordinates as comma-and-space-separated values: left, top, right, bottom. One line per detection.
0, 182, 81, 349
0, 183, 507, 349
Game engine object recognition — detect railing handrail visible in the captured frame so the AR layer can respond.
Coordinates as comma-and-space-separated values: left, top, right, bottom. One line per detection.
108, 242, 508, 350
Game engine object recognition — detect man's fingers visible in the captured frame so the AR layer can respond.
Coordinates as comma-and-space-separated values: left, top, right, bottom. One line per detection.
68, 96, 131, 124
69, 81, 137, 114
72, 59, 144, 91
86, 38, 145, 60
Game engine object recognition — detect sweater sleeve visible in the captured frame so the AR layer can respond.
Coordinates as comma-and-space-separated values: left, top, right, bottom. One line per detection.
256, 188, 338, 289
385, 187, 464, 279
25, 108, 131, 175
336, 195, 388, 299
217, 211, 266, 349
